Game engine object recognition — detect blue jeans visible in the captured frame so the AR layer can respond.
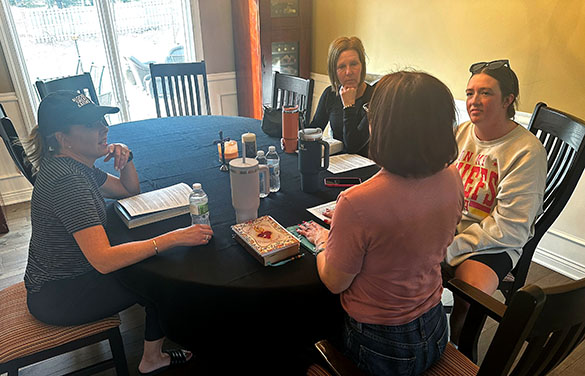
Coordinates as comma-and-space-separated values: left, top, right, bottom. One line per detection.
343, 302, 448, 376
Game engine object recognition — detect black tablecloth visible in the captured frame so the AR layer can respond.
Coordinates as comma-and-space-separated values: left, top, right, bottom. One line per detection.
97, 116, 379, 369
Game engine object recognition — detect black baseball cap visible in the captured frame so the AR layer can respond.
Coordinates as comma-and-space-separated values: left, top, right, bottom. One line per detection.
38, 90, 119, 137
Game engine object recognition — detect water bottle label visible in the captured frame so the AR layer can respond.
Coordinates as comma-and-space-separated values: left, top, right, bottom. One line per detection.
190, 202, 209, 215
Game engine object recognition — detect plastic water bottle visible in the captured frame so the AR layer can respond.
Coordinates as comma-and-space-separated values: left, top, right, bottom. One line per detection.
256, 150, 269, 198
266, 145, 280, 192
189, 183, 210, 226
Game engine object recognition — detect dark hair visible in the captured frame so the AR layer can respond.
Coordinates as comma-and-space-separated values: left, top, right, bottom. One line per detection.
472, 65, 519, 118
368, 71, 458, 178
327, 36, 367, 94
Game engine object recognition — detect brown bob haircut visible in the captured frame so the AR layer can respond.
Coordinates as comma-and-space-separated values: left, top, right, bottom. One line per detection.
368, 71, 458, 178
327, 36, 367, 94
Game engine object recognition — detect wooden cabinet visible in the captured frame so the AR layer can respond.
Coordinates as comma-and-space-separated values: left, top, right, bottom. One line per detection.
232, 0, 312, 118
259, 0, 312, 105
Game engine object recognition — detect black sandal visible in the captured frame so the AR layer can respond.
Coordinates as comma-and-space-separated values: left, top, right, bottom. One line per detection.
137, 349, 192, 375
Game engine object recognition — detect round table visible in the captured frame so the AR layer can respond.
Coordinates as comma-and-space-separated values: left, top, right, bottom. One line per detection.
98, 116, 379, 371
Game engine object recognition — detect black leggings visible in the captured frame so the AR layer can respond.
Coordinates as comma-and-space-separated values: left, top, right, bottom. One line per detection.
27, 270, 164, 341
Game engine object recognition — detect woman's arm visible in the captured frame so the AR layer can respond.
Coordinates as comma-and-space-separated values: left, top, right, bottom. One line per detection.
297, 210, 358, 294
447, 143, 547, 265
316, 245, 357, 294
342, 106, 370, 153
100, 163, 140, 199
73, 224, 214, 274
99, 143, 140, 199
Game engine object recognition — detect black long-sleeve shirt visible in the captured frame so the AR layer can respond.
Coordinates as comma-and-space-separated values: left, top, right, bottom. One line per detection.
309, 83, 374, 157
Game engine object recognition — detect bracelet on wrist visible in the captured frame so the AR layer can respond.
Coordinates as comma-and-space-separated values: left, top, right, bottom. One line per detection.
343, 104, 355, 110
152, 239, 158, 255
315, 240, 326, 254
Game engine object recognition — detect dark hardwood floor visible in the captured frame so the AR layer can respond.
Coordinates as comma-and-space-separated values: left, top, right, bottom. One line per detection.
1, 201, 584, 375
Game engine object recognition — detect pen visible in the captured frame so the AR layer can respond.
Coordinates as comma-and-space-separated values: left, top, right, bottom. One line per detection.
268, 252, 305, 267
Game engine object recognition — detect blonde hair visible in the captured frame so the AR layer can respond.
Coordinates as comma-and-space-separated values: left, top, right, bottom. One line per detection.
327, 36, 367, 94
23, 126, 60, 174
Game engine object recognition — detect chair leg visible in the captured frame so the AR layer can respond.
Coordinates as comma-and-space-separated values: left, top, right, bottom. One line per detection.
108, 328, 129, 376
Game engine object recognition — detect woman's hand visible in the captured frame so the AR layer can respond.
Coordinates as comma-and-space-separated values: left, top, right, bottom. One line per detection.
178, 224, 214, 246
104, 143, 132, 171
297, 221, 329, 246
340, 85, 357, 108
322, 208, 334, 225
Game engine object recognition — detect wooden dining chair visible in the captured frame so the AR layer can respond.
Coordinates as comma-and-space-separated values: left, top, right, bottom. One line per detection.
271, 71, 314, 128
498, 102, 585, 304
0, 282, 129, 376
443, 102, 585, 314
1, 112, 35, 185
312, 277, 585, 376
149, 61, 211, 117
35, 72, 100, 104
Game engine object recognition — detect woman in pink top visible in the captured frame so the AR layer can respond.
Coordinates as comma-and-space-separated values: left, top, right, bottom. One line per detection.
299, 71, 464, 376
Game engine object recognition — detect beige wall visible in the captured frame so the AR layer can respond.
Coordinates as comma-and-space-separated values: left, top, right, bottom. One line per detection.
198, 0, 235, 73
312, 0, 585, 119
0, 43, 14, 92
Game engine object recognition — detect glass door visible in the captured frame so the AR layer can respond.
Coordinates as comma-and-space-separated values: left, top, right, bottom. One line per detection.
6, 0, 194, 123
114, 0, 193, 120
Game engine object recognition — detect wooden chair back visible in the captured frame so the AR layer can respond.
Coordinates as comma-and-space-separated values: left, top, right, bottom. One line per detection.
0, 114, 35, 185
478, 278, 585, 375
35, 72, 99, 104
500, 102, 585, 303
271, 71, 314, 128
313, 278, 585, 376
149, 61, 211, 117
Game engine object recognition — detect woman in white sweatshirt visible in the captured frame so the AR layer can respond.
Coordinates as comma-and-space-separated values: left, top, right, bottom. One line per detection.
446, 60, 547, 344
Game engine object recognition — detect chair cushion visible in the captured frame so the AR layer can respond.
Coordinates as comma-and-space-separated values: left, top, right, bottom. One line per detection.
0, 282, 121, 363
306, 363, 333, 376
422, 342, 478, 376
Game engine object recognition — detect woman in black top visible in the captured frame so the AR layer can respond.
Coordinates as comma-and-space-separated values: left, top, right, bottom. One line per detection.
309, 36, 374, 157
24, 91, 213, 375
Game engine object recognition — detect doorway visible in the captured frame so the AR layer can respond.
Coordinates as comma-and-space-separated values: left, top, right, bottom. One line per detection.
2, 0, 200, 124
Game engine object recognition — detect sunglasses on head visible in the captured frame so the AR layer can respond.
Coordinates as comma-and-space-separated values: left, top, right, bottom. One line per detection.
469, 59, 510, 74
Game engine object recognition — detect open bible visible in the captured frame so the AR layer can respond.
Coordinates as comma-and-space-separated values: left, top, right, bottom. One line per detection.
114, 183, 192, 229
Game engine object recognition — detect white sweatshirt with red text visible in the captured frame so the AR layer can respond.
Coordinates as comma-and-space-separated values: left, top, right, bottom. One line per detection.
446, 121, 547, 268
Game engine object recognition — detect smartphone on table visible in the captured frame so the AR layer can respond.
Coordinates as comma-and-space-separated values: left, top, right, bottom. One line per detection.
324, 177, 362, 187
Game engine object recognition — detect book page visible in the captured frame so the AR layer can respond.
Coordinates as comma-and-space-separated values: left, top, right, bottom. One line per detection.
327, 154, 376, 174
117, 182, 192, 217
306, 201, 336, 222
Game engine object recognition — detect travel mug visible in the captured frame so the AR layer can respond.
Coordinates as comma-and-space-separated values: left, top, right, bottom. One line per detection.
298, 128, 330, 192
229, 158, 270, 223
281, 106, 299, 153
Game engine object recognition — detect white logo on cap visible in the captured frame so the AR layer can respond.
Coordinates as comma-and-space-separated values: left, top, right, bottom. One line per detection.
71, 94, 92, 108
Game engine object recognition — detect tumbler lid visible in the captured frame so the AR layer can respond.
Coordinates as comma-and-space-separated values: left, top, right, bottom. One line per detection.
229, 157, 259, 172
283, 105, 299, 113
299, 128, 322, 141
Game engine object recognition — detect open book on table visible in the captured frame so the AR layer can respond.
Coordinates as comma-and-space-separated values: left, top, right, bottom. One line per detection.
115, 182, 192, 229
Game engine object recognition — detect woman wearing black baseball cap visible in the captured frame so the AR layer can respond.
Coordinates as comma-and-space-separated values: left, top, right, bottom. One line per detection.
24, 91, 211, 374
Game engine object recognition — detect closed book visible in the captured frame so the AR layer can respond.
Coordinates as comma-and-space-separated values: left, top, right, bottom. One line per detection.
114, 183, 192, 229
232, 216, 300, 266
114, 203, 189, 229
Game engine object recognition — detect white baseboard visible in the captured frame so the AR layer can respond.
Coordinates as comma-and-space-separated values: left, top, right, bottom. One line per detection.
1, 185, 32, 205
533, 230, 585, 280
